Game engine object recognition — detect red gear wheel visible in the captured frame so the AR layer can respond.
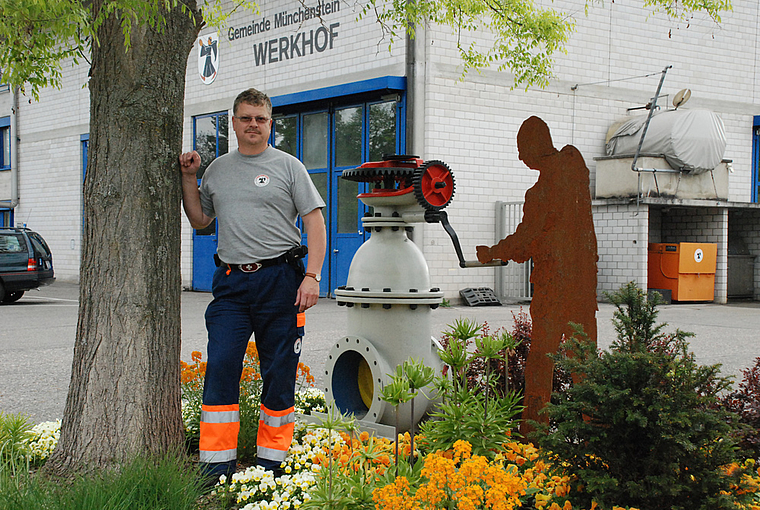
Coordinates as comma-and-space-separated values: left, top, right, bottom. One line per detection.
413, 160, 455, 211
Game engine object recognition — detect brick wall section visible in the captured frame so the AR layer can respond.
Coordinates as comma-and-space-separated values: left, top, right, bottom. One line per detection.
591, 203, 649, 299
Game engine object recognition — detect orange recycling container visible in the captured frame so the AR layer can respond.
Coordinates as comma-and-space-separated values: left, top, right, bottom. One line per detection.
648, 243, 717, 302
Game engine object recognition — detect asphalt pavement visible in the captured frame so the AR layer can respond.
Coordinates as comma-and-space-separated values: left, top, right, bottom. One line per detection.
2, 281, 759, 423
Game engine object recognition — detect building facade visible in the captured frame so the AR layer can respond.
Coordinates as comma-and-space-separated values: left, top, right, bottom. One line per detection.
2, 0, 759, 302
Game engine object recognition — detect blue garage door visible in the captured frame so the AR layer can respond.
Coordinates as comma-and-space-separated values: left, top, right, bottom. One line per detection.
272, 94, 405, 296
190, 78, 407, 294
191, 111, 228, 291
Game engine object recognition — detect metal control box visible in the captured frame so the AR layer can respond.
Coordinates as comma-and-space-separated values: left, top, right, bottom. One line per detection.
648, 242, 717, 302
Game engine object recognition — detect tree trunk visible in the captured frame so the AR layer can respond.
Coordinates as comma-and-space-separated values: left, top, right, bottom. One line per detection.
45, 2, 201, 474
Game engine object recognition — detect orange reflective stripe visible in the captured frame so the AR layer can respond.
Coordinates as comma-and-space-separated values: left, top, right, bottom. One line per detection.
200, 404, 240, 452
199, 421, 240, 451
297, 312, 305, 328
257, 405, 296, 454
258, 421, 295, 451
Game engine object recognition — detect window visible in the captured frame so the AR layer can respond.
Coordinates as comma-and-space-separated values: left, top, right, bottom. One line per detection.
81, 134, 89, 179
0, 70, 8, 93
1, 117, 10, 171
269, 93, 404, 293
0, 209, 12, 227
193, 112, 229, 180
192, 111, 228, 237
28, 232, 52, 258
0, 233, 26, 253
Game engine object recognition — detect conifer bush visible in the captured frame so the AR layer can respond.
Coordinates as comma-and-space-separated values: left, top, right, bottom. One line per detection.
537, 281, 743, 510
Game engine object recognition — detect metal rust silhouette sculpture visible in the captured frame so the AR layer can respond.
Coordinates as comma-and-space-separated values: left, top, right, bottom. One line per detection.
477, 116, 598, 434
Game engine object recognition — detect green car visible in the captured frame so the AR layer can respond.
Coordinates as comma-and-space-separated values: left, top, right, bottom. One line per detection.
0, 227, 55, 303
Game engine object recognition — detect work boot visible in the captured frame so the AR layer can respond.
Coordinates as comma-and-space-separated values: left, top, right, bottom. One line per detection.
256, 458, 284, 478
198, 460, 236, 493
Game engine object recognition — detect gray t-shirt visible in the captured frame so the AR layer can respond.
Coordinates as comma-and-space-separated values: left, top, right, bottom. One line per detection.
199, 146, 325, 264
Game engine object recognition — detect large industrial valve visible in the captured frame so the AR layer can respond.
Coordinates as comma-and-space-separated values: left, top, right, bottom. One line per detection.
323, 155, 503, 431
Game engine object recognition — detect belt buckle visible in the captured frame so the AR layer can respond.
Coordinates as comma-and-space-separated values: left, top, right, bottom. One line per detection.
239, 262, 262, 273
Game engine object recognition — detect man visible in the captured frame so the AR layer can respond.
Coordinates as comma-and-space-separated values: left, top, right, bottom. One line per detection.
477, 116, 597, 435
180, 88, 326, 483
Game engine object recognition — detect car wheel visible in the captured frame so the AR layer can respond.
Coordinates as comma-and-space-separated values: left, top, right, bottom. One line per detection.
0, 281, 5, 302
2, 291, 24, 303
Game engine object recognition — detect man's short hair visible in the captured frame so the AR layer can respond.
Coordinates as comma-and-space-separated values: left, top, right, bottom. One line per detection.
233, 88, 272, 117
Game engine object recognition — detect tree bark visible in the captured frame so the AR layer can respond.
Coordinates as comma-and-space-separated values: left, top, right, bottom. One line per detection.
45, 1, 201, 474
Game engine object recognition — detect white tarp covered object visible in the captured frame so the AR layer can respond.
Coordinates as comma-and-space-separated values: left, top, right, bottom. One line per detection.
605, 109, 726, 175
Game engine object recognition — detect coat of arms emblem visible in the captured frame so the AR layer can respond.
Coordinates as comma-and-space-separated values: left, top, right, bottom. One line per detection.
198, 33, 219, 85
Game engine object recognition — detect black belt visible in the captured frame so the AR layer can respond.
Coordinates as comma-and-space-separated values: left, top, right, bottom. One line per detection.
221, 254, 288, 273
223, 255, 287, 273
215, 245, 308, 274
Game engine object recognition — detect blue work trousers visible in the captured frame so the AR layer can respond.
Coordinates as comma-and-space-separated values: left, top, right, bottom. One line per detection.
201, 261, 303, 476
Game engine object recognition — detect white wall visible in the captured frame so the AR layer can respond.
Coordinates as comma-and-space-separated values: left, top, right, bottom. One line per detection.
12, 58, 89, 281
417, 0, 760, 299
6, 0, 760, 297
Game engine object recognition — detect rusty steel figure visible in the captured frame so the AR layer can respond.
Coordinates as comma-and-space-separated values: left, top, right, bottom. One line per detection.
477, 116, 598, 435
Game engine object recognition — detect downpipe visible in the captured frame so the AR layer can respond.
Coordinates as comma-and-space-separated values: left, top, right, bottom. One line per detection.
0, 86, 20, 211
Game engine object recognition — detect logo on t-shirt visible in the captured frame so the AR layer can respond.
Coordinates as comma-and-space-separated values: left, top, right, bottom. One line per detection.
255, 174, 270, 187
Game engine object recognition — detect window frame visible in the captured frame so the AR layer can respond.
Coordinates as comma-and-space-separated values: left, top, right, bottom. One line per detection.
0, 116, 10, 171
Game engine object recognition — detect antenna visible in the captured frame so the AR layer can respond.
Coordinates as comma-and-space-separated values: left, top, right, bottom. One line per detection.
673, 88, 691, 109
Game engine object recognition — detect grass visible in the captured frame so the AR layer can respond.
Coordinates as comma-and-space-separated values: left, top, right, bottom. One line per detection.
0, 449, 210, 510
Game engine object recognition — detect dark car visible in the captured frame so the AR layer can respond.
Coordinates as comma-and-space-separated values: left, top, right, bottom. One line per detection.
0, 227, 55, 303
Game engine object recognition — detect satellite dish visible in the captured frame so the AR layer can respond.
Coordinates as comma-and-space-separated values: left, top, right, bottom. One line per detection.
673, 88, 691, 109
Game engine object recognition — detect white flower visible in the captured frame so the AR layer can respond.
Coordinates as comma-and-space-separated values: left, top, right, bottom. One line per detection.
27, 420, 61, 463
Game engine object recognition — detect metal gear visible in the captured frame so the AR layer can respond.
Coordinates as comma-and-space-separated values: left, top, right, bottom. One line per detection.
341, 165, 417, 183
413, 160, 455, 211
342, 155, 423, 190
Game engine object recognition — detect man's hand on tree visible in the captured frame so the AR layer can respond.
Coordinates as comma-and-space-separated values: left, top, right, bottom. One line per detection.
179, 151, 201, 177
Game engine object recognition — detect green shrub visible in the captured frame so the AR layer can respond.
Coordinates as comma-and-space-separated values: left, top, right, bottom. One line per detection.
446, 310, 571, 413
418, 319, 523, 457
0, 412, 33, 478
537, 281, 741, 510
236, 386, 262, 463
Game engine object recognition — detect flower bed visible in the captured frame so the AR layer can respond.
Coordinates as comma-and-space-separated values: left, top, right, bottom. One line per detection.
7, 283, 760, 510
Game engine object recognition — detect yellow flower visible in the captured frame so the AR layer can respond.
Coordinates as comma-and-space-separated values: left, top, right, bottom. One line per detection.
453, 439, 473, 461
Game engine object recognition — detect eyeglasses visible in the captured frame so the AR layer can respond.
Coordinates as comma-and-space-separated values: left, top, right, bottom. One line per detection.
236, 115, 271, 125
